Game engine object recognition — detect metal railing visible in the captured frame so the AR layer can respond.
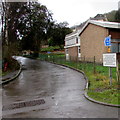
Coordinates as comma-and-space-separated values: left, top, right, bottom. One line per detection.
39, 54, 120, 82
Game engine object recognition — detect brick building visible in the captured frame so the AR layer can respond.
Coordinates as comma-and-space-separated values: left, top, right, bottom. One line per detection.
79, 20, 120, 63
64, 15, 108, 61
64, 30, 81, 60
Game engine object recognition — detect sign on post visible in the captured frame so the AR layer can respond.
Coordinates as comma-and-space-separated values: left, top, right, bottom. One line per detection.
103, 53, 116, 67
104, 36, 111, 46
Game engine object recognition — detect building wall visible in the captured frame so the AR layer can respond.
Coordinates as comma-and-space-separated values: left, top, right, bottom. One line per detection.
65, 31, 81, 61
66, 46, 78, 60
80, 23, 108, 63
109, 29, 120, 39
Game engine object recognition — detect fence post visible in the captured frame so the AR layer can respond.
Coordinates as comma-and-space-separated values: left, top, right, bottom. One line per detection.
76, 57, 78, 69
109, 67, 112, 86
118, 62, 120, 84
116, 60, 120, 84
93, 56, 96, 74
79, 57, 81, 70
64, 55, 66, 64
84, 56, 86, 71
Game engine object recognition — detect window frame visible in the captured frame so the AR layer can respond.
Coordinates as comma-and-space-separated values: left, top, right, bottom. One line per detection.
111, 41, 120, 53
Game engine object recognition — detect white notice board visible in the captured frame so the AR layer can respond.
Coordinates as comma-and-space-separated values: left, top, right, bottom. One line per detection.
103, 53, 116, 67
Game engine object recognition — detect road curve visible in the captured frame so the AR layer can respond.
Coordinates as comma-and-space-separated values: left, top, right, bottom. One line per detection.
2, 56, 119, 118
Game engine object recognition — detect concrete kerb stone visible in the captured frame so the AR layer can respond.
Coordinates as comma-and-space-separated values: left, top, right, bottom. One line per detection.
1, 63, 22, 85
84, 91, 120, 108
48, 61, 120, 108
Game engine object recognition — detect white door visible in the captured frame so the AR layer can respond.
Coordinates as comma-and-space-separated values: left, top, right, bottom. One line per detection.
66, 48, 69, 60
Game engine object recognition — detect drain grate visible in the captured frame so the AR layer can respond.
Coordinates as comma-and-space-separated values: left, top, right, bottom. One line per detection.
3, 99, 45, 111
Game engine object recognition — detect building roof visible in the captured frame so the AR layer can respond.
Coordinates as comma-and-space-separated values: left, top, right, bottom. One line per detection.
79, 20, 120, 36
65, 30, 78, 38
91, 14, 108, 21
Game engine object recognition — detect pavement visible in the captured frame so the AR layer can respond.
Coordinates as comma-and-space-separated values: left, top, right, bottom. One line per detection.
2, 71, 19, 81
2, 56, 120, 118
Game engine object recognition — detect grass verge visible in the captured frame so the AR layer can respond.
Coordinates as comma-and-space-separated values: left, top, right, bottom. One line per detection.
86, 72, 119, 105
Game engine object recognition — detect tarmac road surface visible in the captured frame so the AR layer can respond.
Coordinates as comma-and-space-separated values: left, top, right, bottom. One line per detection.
2, 56, 119, 118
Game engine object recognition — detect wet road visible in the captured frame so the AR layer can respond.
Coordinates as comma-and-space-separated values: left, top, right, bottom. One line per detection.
2, 56, 119, 118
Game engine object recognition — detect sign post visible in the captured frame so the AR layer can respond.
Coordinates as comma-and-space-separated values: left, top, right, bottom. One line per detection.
104, 35, 111, 47
103, 53, 117, 86
103, 53, 117, 67
104, 35, 111, 53
103, 35, 115, 86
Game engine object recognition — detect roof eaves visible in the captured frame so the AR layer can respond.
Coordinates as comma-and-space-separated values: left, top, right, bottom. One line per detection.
79, 20, 120, 36
78, 20, 90, 36
90, 20, 120, 29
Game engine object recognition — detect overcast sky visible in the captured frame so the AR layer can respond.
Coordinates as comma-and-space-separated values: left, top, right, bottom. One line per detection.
39, 0, 119, 27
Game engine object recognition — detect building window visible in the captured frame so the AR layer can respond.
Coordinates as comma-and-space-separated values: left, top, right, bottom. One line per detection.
76, 37, 78, 44
111, 43, 120, 53
111, 39, 120, 53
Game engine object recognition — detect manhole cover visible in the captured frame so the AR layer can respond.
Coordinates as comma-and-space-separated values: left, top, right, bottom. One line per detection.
3, 99, 45, 111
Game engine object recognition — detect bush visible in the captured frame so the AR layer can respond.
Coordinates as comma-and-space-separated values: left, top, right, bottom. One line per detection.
41, 46, 61, 52
2, 57, 20, 72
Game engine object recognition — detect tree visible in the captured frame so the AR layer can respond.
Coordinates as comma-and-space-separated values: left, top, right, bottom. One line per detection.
48, 22, 72, 48
1, 2, 28, 71
1, 2, 27, 56
105, 9, 120, 22
1, 1, 71, 59
17, 2, 53, 57
115, 9, 120, 22
1, 1, 53, 57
